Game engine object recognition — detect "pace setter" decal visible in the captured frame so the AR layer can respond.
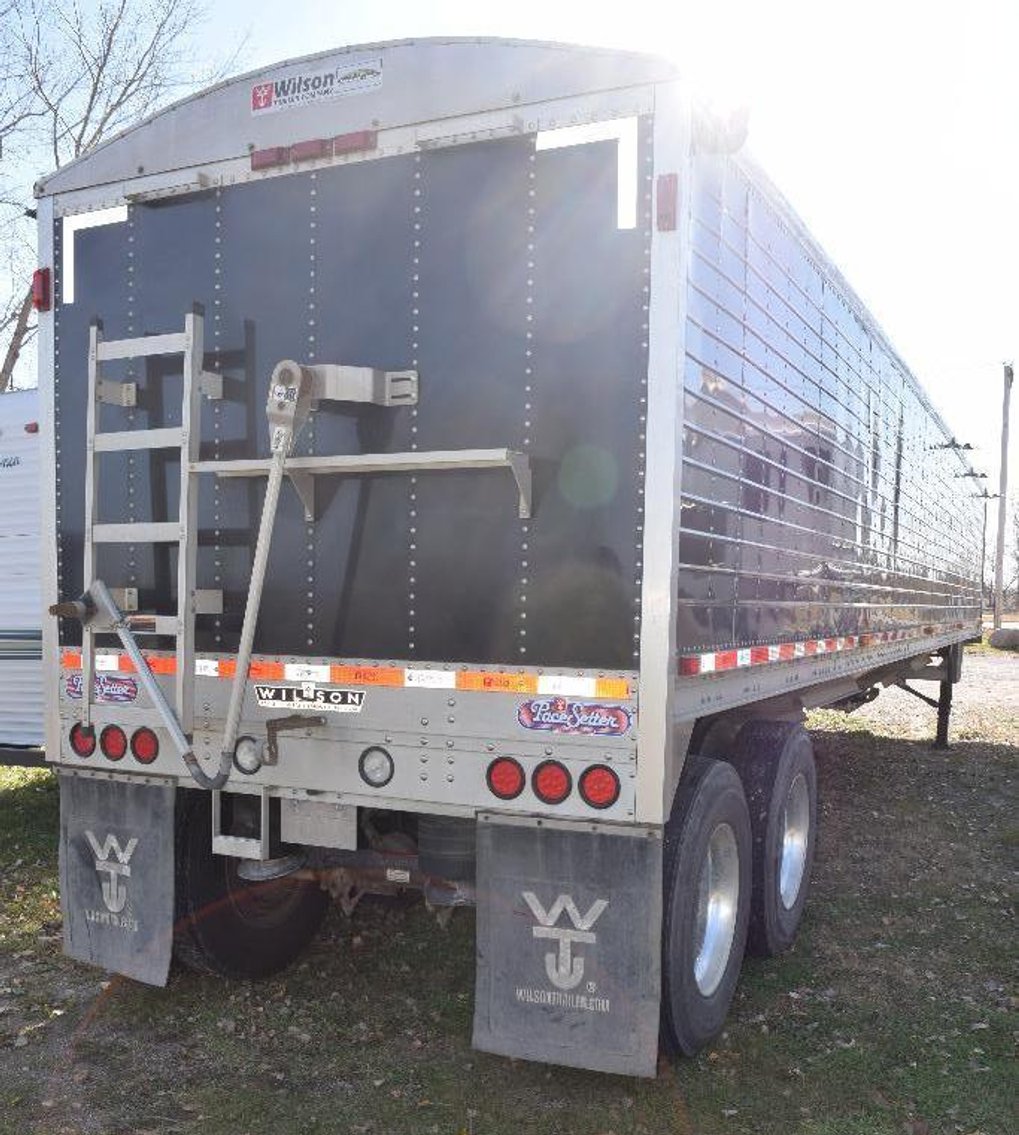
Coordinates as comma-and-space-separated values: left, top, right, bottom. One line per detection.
517, 697, 631, 736
254, 683, 365, 714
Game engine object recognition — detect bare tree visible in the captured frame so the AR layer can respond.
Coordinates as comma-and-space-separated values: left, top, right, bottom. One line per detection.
0, 0, 240, 392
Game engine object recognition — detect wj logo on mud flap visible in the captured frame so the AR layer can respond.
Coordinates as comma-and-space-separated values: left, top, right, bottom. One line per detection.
522, 892, 608, 991
85, 831, 138, 915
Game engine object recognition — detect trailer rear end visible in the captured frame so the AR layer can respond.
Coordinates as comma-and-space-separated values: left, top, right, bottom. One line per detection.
36, 39, 981, 1076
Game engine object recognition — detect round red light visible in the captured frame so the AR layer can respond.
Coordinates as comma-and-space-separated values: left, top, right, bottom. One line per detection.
579, 764, 621, 809
69, 722, 95, 758
131, 727, 159, 764
532, 760, 572, 805
99, 725, 127, 761
486, 757, 525, 800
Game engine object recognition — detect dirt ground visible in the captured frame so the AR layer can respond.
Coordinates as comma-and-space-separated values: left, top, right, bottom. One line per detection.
0, 647, 1015, 1135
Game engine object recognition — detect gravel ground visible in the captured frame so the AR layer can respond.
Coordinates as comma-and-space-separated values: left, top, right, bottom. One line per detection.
851, 649, 1019, 739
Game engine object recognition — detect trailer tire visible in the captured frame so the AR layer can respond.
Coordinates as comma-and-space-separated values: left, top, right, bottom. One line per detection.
661, 756, 752, 1057
173, 791, 328, 979
729, 721, 817, 957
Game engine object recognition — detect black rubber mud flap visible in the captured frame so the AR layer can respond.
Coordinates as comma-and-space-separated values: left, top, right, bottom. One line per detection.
472, 813, 663, 1077
59, 773, 175, 986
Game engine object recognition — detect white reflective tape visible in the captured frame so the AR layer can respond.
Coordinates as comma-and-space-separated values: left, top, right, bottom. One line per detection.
404, 669, 456, 689
195, 658, 219, 677
536, 675, 597, 697
95, 653, 120, 671
285, 662, 330, 682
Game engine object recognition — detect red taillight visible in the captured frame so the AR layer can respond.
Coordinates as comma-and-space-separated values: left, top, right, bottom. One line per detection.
486, 757, 525, 800
130, 727, 159, 764
32, 268, 51, 312
69, 722, 95, 758
579, 764, 621, 809
99, 725, 127, 761
532, 760, 572, 805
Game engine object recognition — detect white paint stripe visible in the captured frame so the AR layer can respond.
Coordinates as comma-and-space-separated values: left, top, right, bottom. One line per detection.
537, 675, 597, 697
404, 668, 457, 689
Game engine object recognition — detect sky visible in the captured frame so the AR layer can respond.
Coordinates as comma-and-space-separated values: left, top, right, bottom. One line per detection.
12, 0, 1019, 517
194, 0, 1018, 494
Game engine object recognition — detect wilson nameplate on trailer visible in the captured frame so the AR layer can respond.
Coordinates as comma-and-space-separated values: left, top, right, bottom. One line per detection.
254, 683, 366, 713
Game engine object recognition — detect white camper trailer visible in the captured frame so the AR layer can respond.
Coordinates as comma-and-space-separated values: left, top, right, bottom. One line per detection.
0, 388, 43, 747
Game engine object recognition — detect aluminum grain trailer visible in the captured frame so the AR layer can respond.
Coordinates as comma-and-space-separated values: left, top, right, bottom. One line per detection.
35, 39, 981, 1076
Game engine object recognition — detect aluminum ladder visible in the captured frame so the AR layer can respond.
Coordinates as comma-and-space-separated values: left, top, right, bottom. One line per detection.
79, 305, 221, 739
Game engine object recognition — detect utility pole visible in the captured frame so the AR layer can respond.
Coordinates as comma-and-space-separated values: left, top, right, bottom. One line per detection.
993, 363, 1013, 629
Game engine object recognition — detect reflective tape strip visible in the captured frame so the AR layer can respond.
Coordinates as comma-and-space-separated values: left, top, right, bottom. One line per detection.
594, 677, 631, 700
457, 671, 537, 694
537, 674, 597, 697
285, 662, 330, 682
679, 623, 975, 677
330, 664, 404, 687
404, 668, 457, 689
58, 650, 632, 699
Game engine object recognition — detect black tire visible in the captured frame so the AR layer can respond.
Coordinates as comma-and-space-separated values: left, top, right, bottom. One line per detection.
661, 756, 752, 1057
729, 720, 817, 957
173, 791, 328, 979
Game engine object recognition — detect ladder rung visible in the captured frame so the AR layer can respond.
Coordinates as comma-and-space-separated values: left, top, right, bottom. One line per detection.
97, 332, 187, 361
93, 522, 181, 544
94, 427, 184, 452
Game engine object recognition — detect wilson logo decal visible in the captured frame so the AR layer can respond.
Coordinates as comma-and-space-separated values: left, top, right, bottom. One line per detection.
85, 830, 138, 918
522, 891, 608, 991
254, 683, 365, 713
251, 57, 382, 115
517, 697, 631, 736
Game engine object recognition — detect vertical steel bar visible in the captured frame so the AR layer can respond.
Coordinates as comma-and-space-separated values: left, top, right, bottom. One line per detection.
81, 321, 101, 728
176, 308, 203, 732
220, 443, 289, 758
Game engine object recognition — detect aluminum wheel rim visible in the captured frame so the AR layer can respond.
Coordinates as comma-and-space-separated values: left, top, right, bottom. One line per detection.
779, 771, 810, 910
693, 821, 740, 997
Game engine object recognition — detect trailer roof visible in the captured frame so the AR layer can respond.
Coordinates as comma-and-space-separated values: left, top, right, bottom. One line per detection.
36, 37, 678, 197
36, 37, 962, 450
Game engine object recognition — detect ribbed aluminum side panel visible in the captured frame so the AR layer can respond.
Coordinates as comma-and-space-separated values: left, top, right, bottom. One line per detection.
677, 155, 981, 651
0, 390, 44, 744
